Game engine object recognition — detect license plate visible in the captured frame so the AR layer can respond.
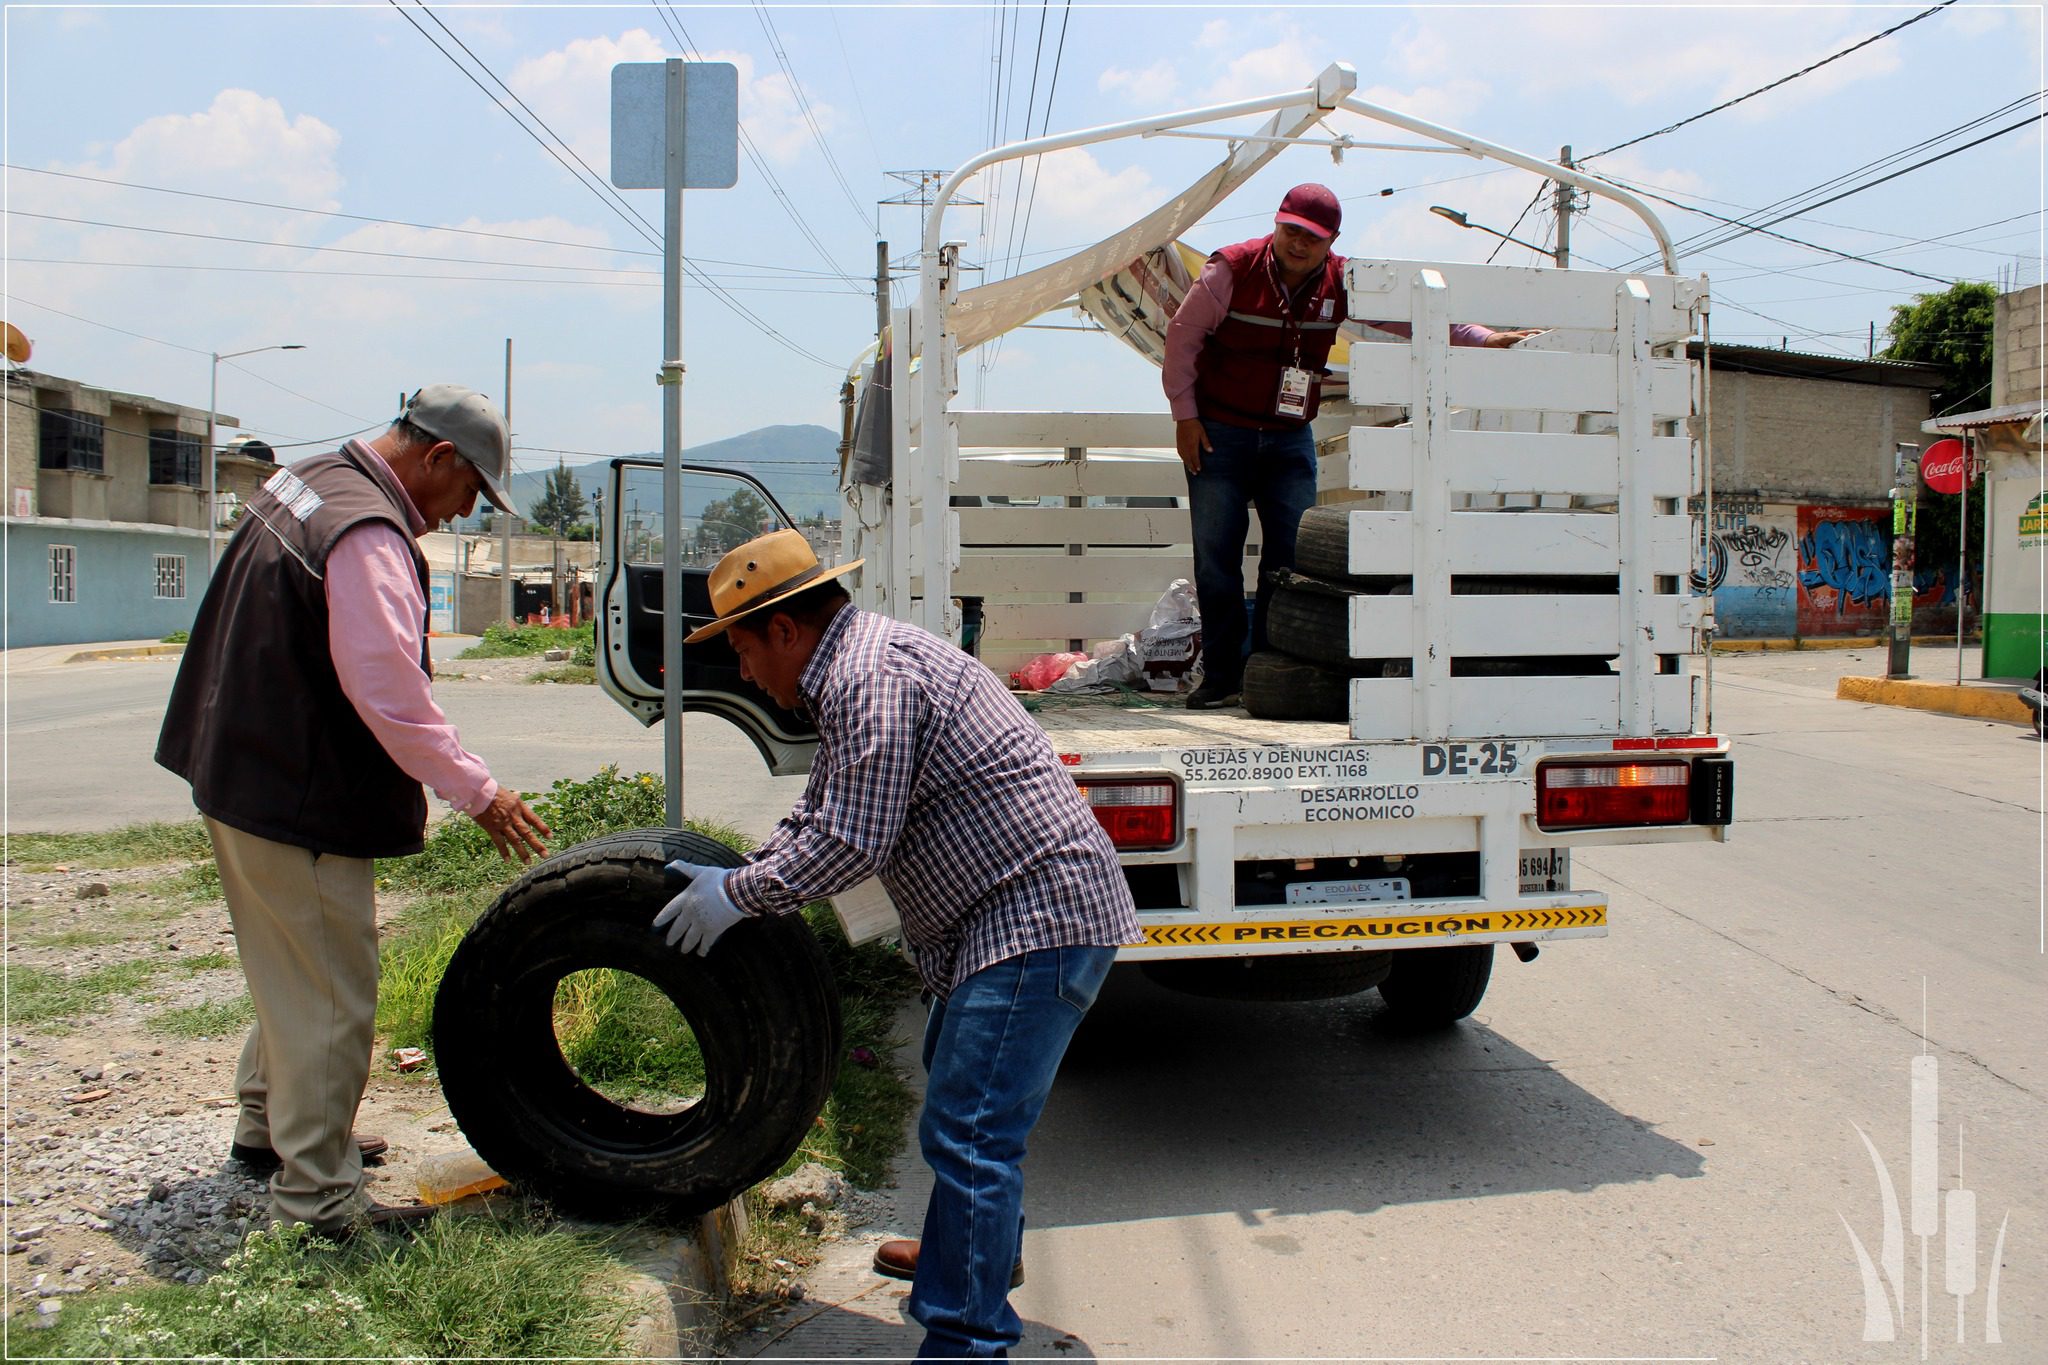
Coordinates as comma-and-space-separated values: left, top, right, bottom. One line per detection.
1284, 877, 1410, 907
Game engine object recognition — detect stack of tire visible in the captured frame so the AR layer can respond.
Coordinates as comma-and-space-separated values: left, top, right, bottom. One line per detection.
1243, 503, 1617, 722
434, 829, 842, 1221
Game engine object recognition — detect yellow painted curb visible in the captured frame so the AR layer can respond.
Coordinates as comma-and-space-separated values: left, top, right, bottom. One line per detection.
65, 643, 185, 662
1836, 676, 2033, 725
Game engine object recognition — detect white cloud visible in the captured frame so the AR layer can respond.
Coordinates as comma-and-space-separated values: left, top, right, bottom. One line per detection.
1098, 60, 1180, 107
1196, 20, 1234, 50
1201, 34, 1319, 104
89, 88, 342, 205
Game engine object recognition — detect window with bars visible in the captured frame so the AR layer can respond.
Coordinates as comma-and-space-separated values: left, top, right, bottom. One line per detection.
49, 545, 77, 603
38, 409, 106, 473
150, 429, 202, 486
155, 554, 187, 599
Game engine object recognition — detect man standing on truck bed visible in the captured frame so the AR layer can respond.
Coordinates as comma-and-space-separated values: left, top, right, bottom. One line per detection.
654, 527, 1142, 1359
156, 384, 551, 1239
1164, 182, 1532, 709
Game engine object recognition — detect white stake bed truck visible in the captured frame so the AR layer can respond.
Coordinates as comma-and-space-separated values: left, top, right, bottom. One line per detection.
597, 62, 1733, 1026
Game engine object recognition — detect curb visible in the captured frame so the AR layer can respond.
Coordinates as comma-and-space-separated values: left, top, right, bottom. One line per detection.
1713, 635, 1975, 654
619, 1195, 750, 1358
66, 643, 185, 662
1836, 676, 2032, 726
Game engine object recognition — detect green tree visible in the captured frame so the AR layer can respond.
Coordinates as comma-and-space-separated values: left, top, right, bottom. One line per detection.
529, 462, 588, 536
697, 487, 771, 552
1882, 281, 1996, 417
1882, 282, 1995, 610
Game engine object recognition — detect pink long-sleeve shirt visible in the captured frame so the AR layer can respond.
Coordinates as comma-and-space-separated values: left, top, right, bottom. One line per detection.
1163, 251, 1499, 421
324, 440, 497, 816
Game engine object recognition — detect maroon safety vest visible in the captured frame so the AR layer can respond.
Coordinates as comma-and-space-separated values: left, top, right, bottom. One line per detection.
1192, 236, 1348, 431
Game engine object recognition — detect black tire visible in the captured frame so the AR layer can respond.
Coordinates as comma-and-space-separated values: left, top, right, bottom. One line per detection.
1375, 944, 1494, 1028
1243, 650, 1404, 722
1293, 504, 1409, 591
1142, 951, 1393, 1002
433, 828, 843, 1221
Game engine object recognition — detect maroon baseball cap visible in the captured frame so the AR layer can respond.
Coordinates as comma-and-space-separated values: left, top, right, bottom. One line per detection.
1275, 183, 1342, 240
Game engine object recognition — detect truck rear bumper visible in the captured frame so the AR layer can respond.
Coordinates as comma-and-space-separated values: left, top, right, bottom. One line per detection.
1124, 892, 1607, 960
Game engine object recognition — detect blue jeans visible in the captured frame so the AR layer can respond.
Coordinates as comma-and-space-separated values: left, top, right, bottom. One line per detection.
907, 945, 1118, 1359
1184, 419, 1318, 687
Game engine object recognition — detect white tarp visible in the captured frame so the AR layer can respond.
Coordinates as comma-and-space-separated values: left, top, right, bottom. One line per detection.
949, 90, 1339, 353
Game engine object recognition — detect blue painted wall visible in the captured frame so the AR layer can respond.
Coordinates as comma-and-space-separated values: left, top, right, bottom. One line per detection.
5, 523, 213, 648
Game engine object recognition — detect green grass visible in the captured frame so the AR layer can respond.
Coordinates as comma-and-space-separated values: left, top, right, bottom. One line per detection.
31, 1208, 638, 1359
160, 629, 191, 644
526, 663, 597, 685
553, 969, 706, 1103
10, 961, 164, 1031
21, 927, 130, 948
148, 995, 256, 1039
456, 619, 596, 660
176, 950, 239, 973
5, 820, 211, 871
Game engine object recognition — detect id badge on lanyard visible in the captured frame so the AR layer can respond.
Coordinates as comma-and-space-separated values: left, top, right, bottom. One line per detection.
1270, 250, 1322, 420
1275, 366, 1314, 419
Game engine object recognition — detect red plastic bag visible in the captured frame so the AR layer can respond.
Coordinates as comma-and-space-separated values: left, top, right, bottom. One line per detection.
1010, 651, 1088, 691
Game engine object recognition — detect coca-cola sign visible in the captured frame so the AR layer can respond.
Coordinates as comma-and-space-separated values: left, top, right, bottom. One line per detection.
1921, 438, 1971, 495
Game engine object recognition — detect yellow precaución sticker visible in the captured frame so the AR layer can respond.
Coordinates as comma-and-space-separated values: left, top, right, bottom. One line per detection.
1143, 905, 1605, 947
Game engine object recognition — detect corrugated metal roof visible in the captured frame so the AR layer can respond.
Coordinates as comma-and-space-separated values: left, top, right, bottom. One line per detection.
1686, 341, 1944, 388
1924, 401, 2044, 432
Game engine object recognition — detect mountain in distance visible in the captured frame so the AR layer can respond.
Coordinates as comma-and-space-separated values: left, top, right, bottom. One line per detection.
464, 423, 842, 530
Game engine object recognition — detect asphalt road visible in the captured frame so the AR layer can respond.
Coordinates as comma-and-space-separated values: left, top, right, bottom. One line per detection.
8, 643, 2043, 1360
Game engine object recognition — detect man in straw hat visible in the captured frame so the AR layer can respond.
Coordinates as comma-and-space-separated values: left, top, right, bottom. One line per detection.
654, 528, 1140, 1357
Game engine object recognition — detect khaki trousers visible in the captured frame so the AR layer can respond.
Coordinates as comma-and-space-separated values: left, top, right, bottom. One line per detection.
205, 818, 378, 1231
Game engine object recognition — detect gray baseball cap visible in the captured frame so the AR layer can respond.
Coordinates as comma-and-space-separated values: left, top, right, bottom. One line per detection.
401, 384, 513, 512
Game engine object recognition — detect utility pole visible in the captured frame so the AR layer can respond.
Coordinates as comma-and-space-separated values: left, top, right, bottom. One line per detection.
875, 240, 890, 345
550, 458, 565, 626
1552, 145, 1574, 269
501, 339, 515, 626
1887, 441, 1920, 679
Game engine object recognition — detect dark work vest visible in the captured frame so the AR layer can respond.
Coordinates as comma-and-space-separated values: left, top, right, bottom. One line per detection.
1193, 236, 1349, 431
156, 446, 433, 858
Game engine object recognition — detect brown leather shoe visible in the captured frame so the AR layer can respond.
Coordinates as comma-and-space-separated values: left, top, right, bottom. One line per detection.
324, 1201, 438, 1242
872, 1238, 1024, 1288
231, 1133, 389, 1173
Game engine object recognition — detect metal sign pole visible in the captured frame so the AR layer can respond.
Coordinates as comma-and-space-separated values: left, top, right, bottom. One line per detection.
1887, 442, 1919, 680
661, 57, 686, 830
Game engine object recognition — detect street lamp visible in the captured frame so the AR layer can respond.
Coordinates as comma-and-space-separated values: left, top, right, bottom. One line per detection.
1428, 205, 1560, 266
208, 343, 306, 564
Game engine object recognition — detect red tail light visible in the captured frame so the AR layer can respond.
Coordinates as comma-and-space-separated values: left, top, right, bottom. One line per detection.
1074, 777, 1178, 850
1537, 760, 1690, 830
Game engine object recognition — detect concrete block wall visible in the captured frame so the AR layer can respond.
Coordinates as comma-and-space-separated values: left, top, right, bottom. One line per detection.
4, 521, 212, 648
1994, 284, 2044, 408
4, 377, 36, 517
1706, 370, 1933, 505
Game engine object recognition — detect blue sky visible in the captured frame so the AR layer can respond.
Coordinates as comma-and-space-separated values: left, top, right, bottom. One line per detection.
4, 2, 2041, 479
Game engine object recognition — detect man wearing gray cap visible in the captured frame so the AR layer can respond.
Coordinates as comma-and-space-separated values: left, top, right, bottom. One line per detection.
158, 384, 550, 1238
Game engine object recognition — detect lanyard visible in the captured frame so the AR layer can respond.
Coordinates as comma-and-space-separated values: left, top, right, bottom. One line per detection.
1264, 245, 1326, 370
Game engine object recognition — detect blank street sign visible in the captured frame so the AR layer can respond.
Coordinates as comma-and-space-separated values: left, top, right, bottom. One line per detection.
610, 61, 739, 190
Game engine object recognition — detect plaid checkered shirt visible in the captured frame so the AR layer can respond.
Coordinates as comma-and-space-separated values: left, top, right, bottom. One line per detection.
724, 607, 1141, 996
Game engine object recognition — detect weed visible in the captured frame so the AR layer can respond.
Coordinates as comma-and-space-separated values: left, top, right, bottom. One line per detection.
10, 961, 163, 1031
5, 821, 211, 871
377, 903, 485, 1052
553, 969, 706, 1104
33, 1208, 636, 1359
160, 629, 191, 644
457, 620, 595, 660
379, 766, 675, 895
527, 663, 597, 685
149, 995, 255, 1039
176, 951, 239, 973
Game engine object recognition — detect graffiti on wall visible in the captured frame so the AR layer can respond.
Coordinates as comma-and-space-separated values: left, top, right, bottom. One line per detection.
1689, 498, 1798, 635
1797, 506, 1891, 634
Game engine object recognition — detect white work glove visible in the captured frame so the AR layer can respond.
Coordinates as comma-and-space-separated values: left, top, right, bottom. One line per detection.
653, 860, 748, 956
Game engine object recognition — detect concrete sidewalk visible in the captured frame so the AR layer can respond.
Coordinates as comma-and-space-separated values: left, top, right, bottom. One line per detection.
1714, 638, 2038, 728
3, 638, 184, 671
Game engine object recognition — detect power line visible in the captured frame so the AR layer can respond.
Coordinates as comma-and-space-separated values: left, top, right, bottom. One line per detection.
393, 0, 839, 368
1633, 111, 2041, 271
4, 163, 863, 277
649, 1, 869, 298
3, 294, 209, 355
1585, 1, 1960, 161
12, 256, 858, 293
753, 3, 872, 232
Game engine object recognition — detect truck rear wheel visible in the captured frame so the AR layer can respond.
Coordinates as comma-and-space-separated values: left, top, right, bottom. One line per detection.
1375, 944, 1493, 1028
433, 829, 843, 1221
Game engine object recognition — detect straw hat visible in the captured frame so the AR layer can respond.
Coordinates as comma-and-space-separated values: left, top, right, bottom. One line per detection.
684, 528, 864, 643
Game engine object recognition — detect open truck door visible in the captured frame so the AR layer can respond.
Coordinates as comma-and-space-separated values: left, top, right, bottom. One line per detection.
595, 457, 818, 775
